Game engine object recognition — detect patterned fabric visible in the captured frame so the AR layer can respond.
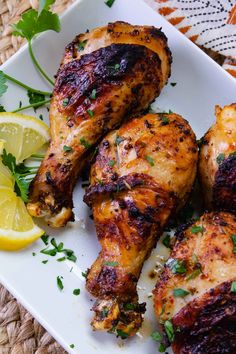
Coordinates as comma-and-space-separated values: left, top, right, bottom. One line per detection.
145, 0, 236, 77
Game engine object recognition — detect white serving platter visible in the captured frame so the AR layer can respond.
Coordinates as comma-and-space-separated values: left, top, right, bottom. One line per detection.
0, 0, 236, 353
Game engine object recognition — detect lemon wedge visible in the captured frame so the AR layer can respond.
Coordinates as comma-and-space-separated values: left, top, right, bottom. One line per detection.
0, 113, 49, 251
0, 112, 49, 163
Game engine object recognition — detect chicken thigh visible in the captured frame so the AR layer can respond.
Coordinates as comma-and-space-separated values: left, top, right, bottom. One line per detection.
27, 21, 172, 227
84, 112, 198, 337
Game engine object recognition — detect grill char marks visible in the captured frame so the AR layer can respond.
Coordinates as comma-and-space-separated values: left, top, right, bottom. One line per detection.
213, 155, 236, 213
54, 43, 163, 122
172, 281, 236, 354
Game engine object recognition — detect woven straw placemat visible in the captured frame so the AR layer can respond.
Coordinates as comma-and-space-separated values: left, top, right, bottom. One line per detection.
0, 0, 227, 353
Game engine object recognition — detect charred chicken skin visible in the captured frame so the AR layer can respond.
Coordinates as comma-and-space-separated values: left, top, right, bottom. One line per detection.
154, 212, 236, 354
198, 104, 236, 213
27, 21, 172, 227
84, 112, 198, 337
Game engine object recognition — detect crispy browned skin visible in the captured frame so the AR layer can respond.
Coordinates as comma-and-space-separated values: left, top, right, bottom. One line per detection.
27, 21, 172, 227
198, 104, 236, 213
84, 113, 198, 337
154, 212, 236, 353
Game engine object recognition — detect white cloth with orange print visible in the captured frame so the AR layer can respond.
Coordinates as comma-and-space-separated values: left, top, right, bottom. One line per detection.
145, 0, 236, 77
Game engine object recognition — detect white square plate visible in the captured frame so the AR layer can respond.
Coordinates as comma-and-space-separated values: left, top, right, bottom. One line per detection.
0, 0, 236, 353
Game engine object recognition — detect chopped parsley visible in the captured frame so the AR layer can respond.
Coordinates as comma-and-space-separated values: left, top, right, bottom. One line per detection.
114, 63, 120, 70
41, 234, 49, 245
90, 89, 97, 100
124, 303, 136, 311
162, 234, 171, 249
39, 114, 43, 120
63, 145, 73, 152
40, 237, 77, 262
104, 261, 119, 267
159, 343, 166, 352
164, 320, 174, 342
62, 97, 69, 106
42, 260, 48, 264
191, 225, 204, 234
216, 153, 225, 165
151, 331, 162, 342
173, 288, 190, 297
115, 135, 124, 145
116, 329, 129, 339
77, 39, 87, 51
231, 234, 236, 253
57, 257, 66, 262
231, 281, 236, 293
70, 344, 75, 348
73, 288, 81, 296
82, 269, 88, 278
80, 137, 91, 149
108, 159, 116, 167
170, 82, 177, 87
186, 268, 202, 280
160, 115, 169, 125
102, 307, 109, 318
87, 109, 94, 117
0, 104, 6, 112
57, 276, 64, 291
32, 252, 36, 256
105, 0, 116, 7
27, 89, 45, 111
145, 155, 155, 166
167, 259, 187, 274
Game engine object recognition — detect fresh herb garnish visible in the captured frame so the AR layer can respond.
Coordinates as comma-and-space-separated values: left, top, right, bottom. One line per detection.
162, 234, 171, 249
82, 269, 88, 278
170, 82, 177, 87
159, 343, 166, 352
167, 258, 187, 274
229, 151, 236, 157
63, 145, 72, 152
39, 114, 44, 120
186, 268, 202, 280
115, 135, 124, 145
216, 153, 225, 165
0, 104, 6, 112
57, 257, 66, 262
40, 237, 77, 262
27, 89, 45, 111
70, 344, 75, 349
80, 137, 91, 149
145, 155, 155, 166
87, 109, 94, 117
0, 71, 8, 98
114, 63, 120, 70
102, 307, 109, 318
77, 39, 88, 51
42, 260, 48, 264
173, 288, 190, 297
105, 0, 116, 7
124, 303, 136, 311
62, 98, 69, 106
104, 261, 119, 267
231, 235, 236, 253
41, 234, 49, 245
231, 281, 236, 293
57, 276, 64, 291
151, 331, 162, 342
160, 115, 169, 125
191, 226, 204, 234
164, 320, 174, 342
12, 0, 60, 85
73, 288, 81, 296
90, 89, 97, 100
108, 159, 115, 167
116, 329, 129, 339
32, 252, 36, 256
2, 149, 38, 202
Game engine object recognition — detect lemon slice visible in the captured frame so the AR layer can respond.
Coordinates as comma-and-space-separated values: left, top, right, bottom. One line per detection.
0, 187, 44, 251
0, 112, 50, 163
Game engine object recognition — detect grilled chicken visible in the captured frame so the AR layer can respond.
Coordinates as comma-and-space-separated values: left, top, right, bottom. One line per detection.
198, 104, 236, 213
83, 112, 198, 337
27, 21, 172, 227
154, 211, 236, 354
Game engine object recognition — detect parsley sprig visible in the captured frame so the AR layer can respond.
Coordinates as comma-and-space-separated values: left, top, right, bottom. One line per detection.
2, 149, 38, 202
12, 0, 60, 85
